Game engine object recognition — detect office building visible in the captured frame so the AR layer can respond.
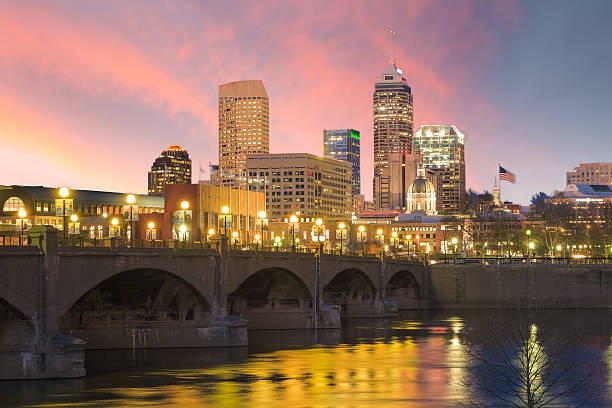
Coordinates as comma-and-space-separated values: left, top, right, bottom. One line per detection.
147, 145, 192, 195
218, 80, 269, 186
373, 59, 414, 209
566, 163, 612, 186
413, 125, 466, 214
323, 129, 361, 195
246, 153, 352, 222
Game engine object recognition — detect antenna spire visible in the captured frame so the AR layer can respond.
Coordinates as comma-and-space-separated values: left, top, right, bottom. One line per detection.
389, 29, 396, 65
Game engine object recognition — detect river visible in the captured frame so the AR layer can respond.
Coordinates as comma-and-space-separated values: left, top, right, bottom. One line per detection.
1, 310, 610, 407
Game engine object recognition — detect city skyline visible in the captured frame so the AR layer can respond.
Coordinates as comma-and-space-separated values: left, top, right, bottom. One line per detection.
2, 1, 612, 205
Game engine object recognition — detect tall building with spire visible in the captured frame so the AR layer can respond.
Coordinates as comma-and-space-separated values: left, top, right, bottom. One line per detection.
218, 80, 269, 187
373, 57, 414, 209
148, 145, 192, 195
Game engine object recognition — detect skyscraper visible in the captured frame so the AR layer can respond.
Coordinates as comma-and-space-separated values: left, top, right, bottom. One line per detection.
148, 145, 192, 195
323, 129, 361, 195
413, 125, 466, 214
373, 59, 414, 209
218, 80, 269, 186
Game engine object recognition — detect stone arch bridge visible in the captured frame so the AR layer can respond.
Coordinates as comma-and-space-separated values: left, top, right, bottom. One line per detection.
0, 227, 428, 379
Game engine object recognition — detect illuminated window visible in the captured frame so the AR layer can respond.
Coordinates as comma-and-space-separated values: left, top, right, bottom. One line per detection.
2, 197, 25, 212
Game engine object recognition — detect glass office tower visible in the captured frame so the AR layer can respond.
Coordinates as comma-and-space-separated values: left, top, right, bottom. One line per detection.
323, 129, 361, 195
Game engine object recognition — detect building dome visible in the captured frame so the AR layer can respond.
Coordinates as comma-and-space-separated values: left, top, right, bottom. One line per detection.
406, 168, 437, 215
409, 177, 435, 195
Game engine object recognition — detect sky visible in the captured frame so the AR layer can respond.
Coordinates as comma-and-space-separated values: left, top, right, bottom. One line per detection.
1, 0, 611, 205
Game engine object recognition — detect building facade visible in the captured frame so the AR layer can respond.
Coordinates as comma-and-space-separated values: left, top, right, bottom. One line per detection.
218, 80, 269, 186
147, 145, 192, 195
323, 129, 361, 195
373, 60, 414, 209
163, 184, 266, 244
0, 185, 163, 239
246, 153, 352, 222
566, 163, 612, 186
413, 125, 466, 215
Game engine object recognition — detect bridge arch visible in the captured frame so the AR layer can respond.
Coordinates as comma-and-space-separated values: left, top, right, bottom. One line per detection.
323, 268, 378, 317
228, 267, 314, 329
59, 268, 213, 328
56, 265, 214, 319
385, 269, 421, 310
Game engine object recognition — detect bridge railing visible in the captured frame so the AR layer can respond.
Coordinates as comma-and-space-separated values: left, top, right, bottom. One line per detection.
429, 257, 612, 265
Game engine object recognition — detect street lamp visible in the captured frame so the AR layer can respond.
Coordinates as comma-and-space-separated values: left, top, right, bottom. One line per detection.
289, 214, 298, 252
337, 222, 347, 255
110, 217, 119, 238
357, 225, 367, 253
391, 231, 398, 252
18, 209, 26, 244
526, 229, 532, 258
126, 194, 136, 245
221, 205, 230, 237
58, 186, 70, 245
232, 230, 239, 249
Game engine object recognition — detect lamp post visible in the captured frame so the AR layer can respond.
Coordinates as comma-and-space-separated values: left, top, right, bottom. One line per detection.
289, 214, 298, 252
232, 231, 239, 249
221, 205, 230, 237
258, 210, 267, 250
391, 231, 398, 253
526, 229, 532, 258
180, 200, 190, 243
110, 217, 119, 237
126, 194, 136, 246
59, 186, 70, 245
357, 225, 366, 254
337, 222, 346, 255
18, 209, 26, 245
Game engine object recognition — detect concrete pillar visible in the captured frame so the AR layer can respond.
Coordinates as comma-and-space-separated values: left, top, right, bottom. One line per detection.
215, 236, 228, 320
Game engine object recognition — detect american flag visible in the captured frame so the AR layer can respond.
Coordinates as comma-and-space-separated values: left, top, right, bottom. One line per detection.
499, 165, 516, 183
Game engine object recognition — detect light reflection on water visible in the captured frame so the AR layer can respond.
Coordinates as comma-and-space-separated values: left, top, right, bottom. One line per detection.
1, 310, 610, 408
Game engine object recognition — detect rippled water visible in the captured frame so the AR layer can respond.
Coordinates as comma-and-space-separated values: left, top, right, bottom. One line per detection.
2, 310, 610, 407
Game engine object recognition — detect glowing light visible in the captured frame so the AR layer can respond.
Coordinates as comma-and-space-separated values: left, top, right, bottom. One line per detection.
58, 187, 70, 198
180, 200, 190, 210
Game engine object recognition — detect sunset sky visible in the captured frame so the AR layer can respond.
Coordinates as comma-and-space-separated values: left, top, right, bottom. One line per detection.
1, 0, 611, 204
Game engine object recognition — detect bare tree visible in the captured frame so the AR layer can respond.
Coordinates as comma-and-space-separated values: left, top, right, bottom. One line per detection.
458, 307, 605, 407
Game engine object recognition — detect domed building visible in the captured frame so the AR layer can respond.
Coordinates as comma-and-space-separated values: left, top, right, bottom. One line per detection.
406, 168, 437, 215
